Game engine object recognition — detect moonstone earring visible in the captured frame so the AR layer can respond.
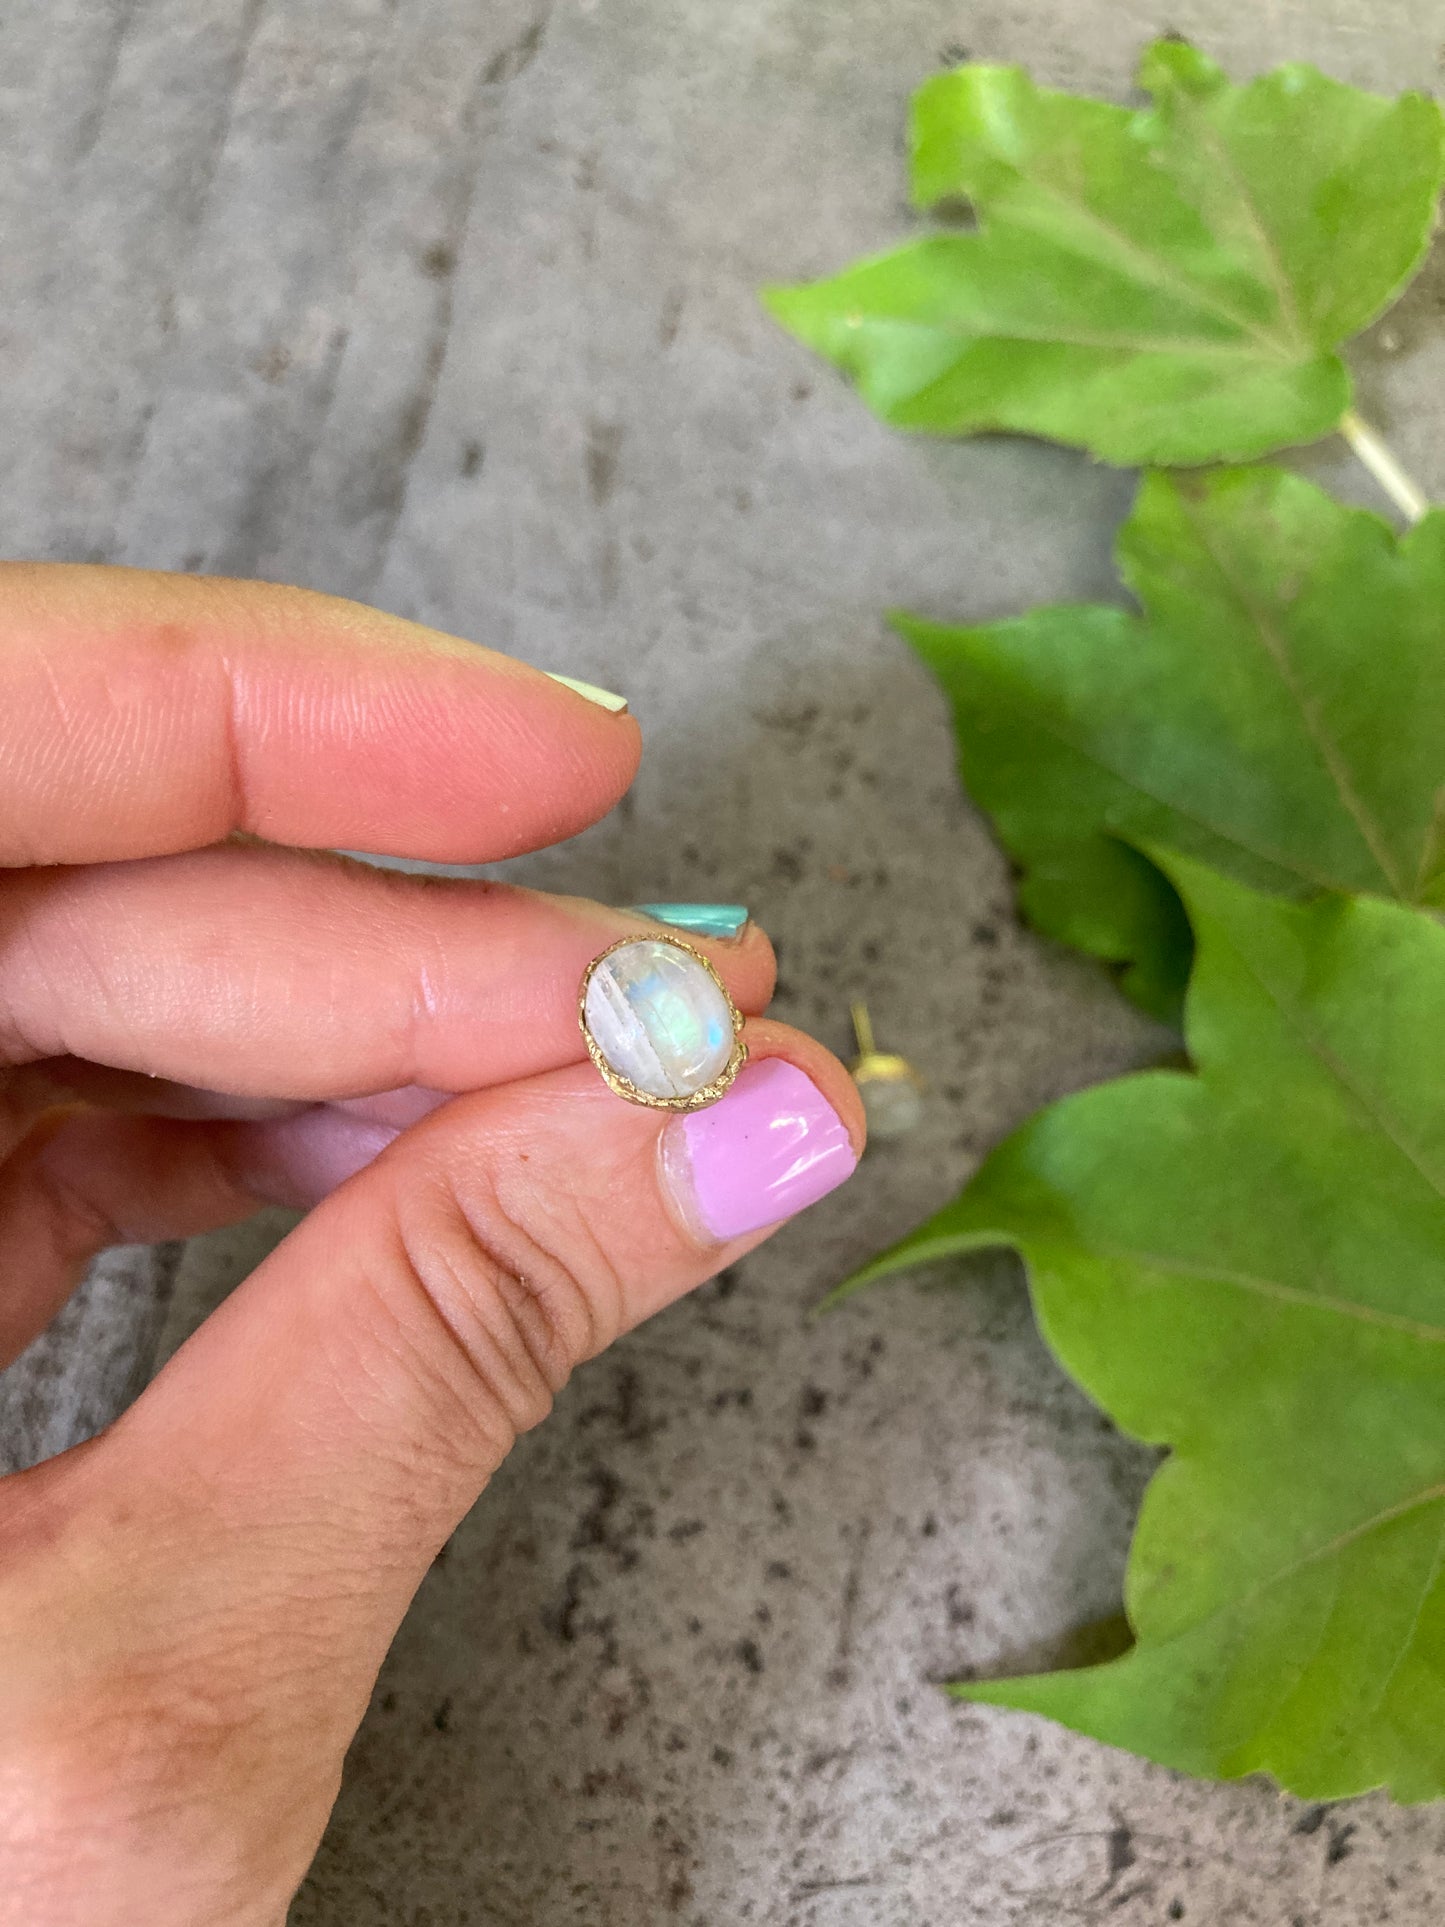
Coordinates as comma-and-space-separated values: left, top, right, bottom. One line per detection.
848, 1001, 926, 1140
580, 934, 747, 1110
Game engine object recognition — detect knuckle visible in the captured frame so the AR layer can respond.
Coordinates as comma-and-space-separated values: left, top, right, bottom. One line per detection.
383, 1157, 623, 1455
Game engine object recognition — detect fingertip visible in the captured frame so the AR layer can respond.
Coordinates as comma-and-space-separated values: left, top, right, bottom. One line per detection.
656, 1022, 865, 1249
733, 920, 779, 1012
482, 661, 643, 852
740, 1017, 868, 1157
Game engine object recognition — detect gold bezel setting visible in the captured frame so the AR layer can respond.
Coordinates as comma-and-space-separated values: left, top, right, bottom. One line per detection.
578, 933, 748, 1112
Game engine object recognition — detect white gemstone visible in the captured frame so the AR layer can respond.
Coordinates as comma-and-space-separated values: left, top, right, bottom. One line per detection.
584, 939, 736, 1099
857, 1074, 924, 1139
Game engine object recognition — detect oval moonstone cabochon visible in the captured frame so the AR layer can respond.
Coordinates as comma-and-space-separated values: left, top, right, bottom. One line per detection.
582, 938, 738, 1102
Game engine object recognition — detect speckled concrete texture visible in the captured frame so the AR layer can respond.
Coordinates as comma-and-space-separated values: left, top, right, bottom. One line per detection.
4, 0, 1445, 1919
0, 1244, 181, 1475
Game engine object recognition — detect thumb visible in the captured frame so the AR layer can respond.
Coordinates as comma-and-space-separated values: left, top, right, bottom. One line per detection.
39, 1025, 861, 1748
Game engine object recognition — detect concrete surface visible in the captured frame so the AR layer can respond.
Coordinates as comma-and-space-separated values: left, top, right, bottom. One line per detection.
0, 1244, 181, 1475
3, 0, 1445, 1920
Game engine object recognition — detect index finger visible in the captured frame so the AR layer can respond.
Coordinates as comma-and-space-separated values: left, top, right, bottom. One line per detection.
0, 564, 640, 866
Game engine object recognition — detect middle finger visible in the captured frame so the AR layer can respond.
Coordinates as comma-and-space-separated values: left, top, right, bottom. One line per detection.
0, 845, 774, 1098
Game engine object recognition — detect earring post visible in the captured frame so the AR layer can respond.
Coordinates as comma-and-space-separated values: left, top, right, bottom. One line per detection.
850, 1000, 876, 1060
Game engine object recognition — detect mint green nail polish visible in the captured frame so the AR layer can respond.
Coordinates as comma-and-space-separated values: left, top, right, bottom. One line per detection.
545, 671, 629, 714
634, 903, 750, 940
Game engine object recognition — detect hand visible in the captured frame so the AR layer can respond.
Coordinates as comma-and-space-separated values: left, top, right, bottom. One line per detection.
0, 567, 863, 1926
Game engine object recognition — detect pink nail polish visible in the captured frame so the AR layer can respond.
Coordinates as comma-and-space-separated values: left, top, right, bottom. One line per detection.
661, 1058, 858, 1242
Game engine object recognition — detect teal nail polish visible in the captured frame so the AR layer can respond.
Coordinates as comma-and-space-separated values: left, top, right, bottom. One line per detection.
633, 902, 750, 940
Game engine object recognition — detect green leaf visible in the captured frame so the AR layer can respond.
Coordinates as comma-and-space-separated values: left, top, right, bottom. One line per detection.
850, 858, 1445, 1799
765, 43, 1444, 464
902, 465, 1445, 1022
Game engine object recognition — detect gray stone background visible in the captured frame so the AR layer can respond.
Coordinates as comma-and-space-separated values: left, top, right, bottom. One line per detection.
3, 0, 1445, 1920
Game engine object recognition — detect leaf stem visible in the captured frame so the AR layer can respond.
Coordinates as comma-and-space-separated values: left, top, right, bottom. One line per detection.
1339, 408, 1430, 526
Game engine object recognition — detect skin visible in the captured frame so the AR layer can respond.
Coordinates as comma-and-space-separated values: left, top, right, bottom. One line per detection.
0, 566, 865, 1927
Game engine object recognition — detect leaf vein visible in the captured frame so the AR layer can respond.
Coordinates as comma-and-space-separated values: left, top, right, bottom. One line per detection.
981, 695, 1352, 895
996, 179, 1290, 354
1344, 1512, 1445, 1745
1095, 1244, 1445, 1342
1166, 90, 1308, 348
1150, 1486, 1445, 1651
1171, 490, 1410, 899
1217, 924, 1445, 1206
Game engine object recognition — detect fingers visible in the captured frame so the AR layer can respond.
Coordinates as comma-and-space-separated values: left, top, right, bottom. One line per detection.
0, 1109, 263, 1368
0, 1024, 861, 1914
9, 1062, 451, 1124
0, 563, 639, 867
0, 851, 775, 1095
0, 1096, 452, 1369
83, 1023, 863, 1702
5, 1060, 312, 1122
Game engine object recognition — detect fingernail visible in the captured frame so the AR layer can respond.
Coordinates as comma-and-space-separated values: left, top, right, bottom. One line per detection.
545, 671, 629, 714
660, 1058, 858, 1242
633, 902, 750, 940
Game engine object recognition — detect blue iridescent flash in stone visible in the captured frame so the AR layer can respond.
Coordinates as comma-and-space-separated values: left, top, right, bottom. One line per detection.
583, 938, 736, 1100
